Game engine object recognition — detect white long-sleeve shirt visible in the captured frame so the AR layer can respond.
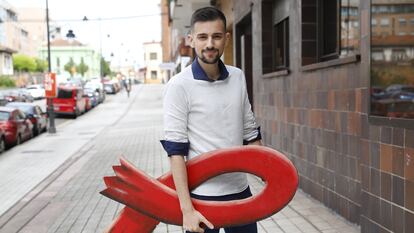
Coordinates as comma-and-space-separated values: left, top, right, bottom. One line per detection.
162, 59, 260, 196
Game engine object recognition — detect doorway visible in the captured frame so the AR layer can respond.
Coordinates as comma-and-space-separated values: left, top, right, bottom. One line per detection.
236, 13, 254, 110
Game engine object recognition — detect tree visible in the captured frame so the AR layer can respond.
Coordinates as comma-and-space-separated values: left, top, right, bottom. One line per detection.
34, 58, 48, 72
64, 58, 77, 77
13, 54, 36, 72
77, 57, 89, 77
101, 57, 112, 77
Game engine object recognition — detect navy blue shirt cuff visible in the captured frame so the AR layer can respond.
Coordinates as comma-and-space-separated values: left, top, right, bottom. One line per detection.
160, 140, 189, 156
243, 127, 262, 145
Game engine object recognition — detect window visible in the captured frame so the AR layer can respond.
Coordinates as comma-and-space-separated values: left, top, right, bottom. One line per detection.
399, 18, 407, 26
320, 0, 339, 61
262, 0, 290, 74
301, 0, 360, 66
4, 54, 11, 68
151, 71, 157, 79
57, 89, 73, 99
273, 18, 289, 70
0, 112, 9, 121
380, 18, 390, 26
150, 52, 157, 60
370, 0, 414, 120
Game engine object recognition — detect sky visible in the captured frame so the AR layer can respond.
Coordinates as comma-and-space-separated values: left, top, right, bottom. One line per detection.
11, 0, 162, 69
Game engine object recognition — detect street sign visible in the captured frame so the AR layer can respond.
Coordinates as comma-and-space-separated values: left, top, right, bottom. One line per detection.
44, 73, 56, 98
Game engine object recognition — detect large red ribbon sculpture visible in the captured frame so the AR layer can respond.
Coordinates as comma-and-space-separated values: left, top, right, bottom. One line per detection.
101, 145, 298, 232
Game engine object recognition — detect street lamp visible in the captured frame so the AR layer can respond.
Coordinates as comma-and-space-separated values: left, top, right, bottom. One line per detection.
46, 0, 56, 134
66, 30, 76, 41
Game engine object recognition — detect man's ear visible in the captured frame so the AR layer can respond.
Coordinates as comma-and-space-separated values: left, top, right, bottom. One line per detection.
187, 34, 195, 48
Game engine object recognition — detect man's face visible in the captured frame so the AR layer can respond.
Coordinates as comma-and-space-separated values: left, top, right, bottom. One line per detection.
188, 19, 228, 64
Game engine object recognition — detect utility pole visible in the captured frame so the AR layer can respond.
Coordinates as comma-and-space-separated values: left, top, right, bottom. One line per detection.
46, 0, 56, 134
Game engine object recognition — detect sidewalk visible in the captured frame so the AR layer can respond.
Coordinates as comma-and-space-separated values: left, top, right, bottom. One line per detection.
0, 85, 360, 233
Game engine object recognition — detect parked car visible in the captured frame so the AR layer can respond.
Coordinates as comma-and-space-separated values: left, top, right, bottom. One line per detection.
384, 84, 414, 101
84, 80, 105, 103
3, 90, 27, 102
18, 89, 34, 102
5, 102, 48, 136
83, 88, 99, 109
104, 83, 116, 94
26, 84, 45, 99
0, 107, 33, 147
0, 127, 6, 153
0, 92, 7, 106
50, 86, 86, 118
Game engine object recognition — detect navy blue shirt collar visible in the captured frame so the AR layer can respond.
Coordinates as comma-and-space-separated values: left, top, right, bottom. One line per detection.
191, 58, 229, 82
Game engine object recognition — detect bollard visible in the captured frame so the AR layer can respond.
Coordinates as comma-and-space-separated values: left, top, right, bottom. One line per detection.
100, 145, 298, 232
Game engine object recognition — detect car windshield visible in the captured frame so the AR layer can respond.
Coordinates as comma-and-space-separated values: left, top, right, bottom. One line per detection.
7, 104, 33, 114
0, 111, 10, 120
57, 89, 73, 98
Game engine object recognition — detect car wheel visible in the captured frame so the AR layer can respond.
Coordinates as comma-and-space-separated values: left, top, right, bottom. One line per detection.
0, 137, 5, 153
33, 125, 39, 136
73, 108, 79, 119
16, 134, 21, 145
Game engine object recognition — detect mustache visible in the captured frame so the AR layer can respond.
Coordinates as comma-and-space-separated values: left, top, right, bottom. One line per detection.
202, 48, 218, 52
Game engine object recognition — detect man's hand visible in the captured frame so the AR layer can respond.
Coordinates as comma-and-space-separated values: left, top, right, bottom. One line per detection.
248, 140, 262, 146
182, 208, 214, 233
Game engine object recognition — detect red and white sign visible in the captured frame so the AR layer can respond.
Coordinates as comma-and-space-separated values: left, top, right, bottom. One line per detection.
44, 73, 56, 98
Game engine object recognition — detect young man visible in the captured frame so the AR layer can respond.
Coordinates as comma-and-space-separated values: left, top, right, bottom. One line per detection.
161, 7, 262, 233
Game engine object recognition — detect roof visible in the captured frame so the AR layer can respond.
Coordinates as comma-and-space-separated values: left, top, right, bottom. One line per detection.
50, 38, 83, 46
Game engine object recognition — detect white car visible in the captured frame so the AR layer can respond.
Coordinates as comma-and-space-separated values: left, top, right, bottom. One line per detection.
26, 84, 45, 100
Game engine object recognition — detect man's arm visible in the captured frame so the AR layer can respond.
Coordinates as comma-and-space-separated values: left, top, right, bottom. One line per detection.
170, 155, 214, 233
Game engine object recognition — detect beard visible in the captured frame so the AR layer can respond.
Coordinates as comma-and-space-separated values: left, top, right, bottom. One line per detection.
197, 48, 221, 64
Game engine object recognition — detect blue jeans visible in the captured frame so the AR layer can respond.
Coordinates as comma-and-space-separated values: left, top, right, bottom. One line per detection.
186, 187, 258, 233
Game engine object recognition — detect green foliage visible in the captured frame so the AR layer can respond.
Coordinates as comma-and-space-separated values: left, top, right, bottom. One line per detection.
77, 58, 89, 77
13, 54, 36, 72
101, 57, 112, 77
64, 57, 77, 77
0, 75, 16, 87
34, 58, 48, 72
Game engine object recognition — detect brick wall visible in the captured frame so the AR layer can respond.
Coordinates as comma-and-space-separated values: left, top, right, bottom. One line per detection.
232, 0, 414, 232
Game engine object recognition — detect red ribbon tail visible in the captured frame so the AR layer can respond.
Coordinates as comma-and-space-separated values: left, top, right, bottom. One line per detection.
105, 207, 159, 233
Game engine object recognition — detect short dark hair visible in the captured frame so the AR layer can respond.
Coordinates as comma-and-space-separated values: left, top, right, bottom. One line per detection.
190, 7, 226, 31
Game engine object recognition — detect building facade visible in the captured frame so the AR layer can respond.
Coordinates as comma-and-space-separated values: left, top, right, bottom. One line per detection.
16, 7, 47, 58
143, 41, 165, 84
166, 0, 414, 232
0, 0, 19, 75
38, 39, 100, 81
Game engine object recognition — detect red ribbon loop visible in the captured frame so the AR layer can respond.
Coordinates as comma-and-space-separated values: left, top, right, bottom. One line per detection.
101, 145, 298, 232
